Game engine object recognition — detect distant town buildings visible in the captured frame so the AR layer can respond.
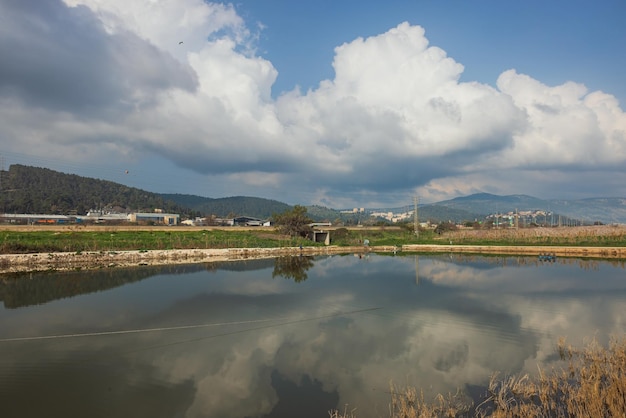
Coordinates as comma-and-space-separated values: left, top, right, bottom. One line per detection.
340, 208, 365, 214
370, 209, 414, 223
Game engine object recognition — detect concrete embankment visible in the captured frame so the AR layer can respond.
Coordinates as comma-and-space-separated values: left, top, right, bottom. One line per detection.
1, 244, 624, 275
0, 246, 399, 275
402, 244, 626, 258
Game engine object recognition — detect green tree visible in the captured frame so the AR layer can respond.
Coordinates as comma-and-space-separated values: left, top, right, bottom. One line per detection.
273, 205, 313, 237
272, 255, 315, 283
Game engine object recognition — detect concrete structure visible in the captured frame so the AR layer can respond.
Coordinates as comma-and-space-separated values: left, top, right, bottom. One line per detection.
309, 230, 330, 245
309, 222, 332, 227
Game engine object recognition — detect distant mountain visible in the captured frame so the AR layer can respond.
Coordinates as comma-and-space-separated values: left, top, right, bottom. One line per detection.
434, 193, 626, 224
416, 204, 483, 223
160, 197, 360, 223
2, 164, 624, 224
366, 203, 482, 223
547, 198, 626, 225
435, 193, 547, 214
160, 194, 292, 219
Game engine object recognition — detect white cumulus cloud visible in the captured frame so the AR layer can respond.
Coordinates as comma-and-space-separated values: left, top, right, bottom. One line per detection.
0, 1, 624, 206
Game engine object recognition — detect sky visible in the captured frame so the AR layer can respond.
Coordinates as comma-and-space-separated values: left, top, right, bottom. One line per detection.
1, 0, 625, 209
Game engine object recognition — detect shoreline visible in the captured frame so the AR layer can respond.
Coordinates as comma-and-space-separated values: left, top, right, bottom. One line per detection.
402, 244, 626, 259
1, 244, 625, 275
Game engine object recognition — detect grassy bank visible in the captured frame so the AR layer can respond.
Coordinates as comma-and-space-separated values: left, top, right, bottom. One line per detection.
332, 337, 626, 418
0, 228, 316, 254
0, 226, 419, 254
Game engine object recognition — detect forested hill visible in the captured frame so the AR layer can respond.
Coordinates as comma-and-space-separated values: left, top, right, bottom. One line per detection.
0, 164, 192, 216
0, 164, 293, 219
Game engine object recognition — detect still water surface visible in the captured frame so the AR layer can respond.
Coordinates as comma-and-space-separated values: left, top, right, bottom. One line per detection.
1, 254, 625, 417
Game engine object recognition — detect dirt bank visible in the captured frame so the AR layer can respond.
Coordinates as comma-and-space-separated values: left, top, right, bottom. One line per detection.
402, 244, 626, 258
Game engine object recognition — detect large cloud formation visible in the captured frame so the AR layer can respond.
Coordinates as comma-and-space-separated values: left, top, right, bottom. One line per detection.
0, 0, 625, 207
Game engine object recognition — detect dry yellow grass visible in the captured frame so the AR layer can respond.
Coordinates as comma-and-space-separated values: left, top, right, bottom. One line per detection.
475, 337, 626, 417
330, 337, 626, 418
386, 386, 472, 418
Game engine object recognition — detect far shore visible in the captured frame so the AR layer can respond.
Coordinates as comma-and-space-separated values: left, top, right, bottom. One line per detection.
1, 243, 625, 275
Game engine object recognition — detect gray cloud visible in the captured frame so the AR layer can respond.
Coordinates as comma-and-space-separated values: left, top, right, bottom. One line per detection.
0, 0, 197, 118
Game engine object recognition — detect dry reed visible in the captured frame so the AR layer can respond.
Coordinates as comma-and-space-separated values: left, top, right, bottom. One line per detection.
330, 337, 626, 418
443, 225, 626, 246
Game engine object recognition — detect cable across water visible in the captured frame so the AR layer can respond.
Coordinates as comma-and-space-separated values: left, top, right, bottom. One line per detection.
0, 307, 382, 343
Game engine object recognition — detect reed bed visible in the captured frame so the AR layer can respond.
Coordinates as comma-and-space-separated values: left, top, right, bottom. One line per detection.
331, 337, 626, 417
441, 225, 626, 247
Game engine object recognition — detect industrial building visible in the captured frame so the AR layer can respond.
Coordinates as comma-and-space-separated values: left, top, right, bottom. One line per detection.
1, 212, 180, 225
127, 212, 179, 225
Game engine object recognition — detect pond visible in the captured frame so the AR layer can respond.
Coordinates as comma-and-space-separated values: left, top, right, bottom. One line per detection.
1, 254, 625, 417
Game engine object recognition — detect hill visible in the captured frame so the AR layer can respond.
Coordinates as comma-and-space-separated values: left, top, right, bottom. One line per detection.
160, 194, 292, 219
160, 197, 362, 223
0, 165, 193, 216
548, 198, 626, 225
0, 165, 296, 220
2, 164, 624, 224
435, 193, 626, 224
414, 204, 483, 223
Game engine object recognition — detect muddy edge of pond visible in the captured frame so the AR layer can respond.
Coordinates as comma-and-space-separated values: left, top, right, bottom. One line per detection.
0, 244, 625, 275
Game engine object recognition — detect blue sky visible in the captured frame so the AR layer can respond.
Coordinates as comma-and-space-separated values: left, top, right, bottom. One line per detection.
238, 0, 626, 102
1, 0, 625, 209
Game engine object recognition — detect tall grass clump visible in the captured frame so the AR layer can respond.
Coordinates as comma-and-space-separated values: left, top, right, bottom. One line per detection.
475, 337, 626, 417
330, 337, 626, 417
389, 386, 472, 418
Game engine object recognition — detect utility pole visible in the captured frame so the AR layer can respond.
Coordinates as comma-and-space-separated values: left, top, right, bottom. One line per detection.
0, 154, 4, 214
413, 195, 419, 239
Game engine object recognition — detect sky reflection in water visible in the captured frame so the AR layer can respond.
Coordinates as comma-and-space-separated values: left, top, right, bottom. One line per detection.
1, 254, 625, 417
